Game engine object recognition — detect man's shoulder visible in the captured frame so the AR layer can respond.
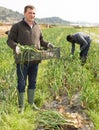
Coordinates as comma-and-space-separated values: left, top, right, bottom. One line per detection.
34, 21, 41, 30
73, 32, 84, 39
75, 32, 88, 37
12, 20, 23, 27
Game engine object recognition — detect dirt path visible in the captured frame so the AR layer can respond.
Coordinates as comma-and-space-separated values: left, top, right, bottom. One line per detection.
0, 24, 11, 37
37, 92, 94, 130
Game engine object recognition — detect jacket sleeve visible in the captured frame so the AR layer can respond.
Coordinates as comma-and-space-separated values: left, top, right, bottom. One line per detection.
71, 43, 75, 55
40, 32, 49, 48
7, 24, 18, 50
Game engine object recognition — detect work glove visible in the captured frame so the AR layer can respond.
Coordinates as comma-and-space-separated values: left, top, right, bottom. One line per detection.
47, 43, 54, 49
15, 45, 21, 54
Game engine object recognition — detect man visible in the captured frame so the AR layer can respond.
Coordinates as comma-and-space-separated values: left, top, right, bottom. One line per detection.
66, 32, 92, 65
7, 5, 54, 113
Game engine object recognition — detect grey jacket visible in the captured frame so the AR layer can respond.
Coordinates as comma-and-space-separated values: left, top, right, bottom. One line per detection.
71, 32, 92, 55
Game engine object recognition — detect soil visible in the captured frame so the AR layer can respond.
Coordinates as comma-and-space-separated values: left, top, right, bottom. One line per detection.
0, 24, 11, 37
37, 92, 94, 130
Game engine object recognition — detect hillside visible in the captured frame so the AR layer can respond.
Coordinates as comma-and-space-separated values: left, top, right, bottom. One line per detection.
36, 17, 71, 25
1, 6, 98, 27
0, 6, 23, 23
0, 6, 71, 25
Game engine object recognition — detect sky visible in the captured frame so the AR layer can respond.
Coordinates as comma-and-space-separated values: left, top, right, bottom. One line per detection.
0, 0, 99, 23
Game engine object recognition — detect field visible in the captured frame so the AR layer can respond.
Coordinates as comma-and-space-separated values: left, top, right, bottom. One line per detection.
0, 25, 99, 130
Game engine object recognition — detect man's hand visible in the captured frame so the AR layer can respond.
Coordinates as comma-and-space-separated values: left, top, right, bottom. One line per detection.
15, 46, 21, 54
48, 43, 54, 49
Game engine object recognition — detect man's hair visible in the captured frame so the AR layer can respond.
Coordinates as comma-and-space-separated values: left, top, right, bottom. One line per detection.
66, 35, 72, 41
24, 5, 35, 13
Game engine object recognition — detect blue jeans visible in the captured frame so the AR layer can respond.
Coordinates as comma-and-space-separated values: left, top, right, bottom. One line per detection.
80, 43, 90, 58
80, 43, 90, 64
16, 62, 39, 93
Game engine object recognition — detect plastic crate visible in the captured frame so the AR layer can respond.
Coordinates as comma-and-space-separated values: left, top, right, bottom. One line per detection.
15, 47, 60, 63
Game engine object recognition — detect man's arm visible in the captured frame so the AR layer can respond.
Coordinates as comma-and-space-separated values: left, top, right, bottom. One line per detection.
71, 43, 75, 55
7, 24, 18, 50
40, 32, 54, 48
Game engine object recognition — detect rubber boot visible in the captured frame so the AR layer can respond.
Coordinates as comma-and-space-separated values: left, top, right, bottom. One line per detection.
17, 92, 25, 113
27, 89, 40, 110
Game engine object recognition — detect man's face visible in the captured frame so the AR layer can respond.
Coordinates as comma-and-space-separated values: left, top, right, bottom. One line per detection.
24, 8, 36, 22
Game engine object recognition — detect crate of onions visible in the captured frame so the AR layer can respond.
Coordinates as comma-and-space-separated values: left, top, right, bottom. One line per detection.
15, 44, 60, 63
